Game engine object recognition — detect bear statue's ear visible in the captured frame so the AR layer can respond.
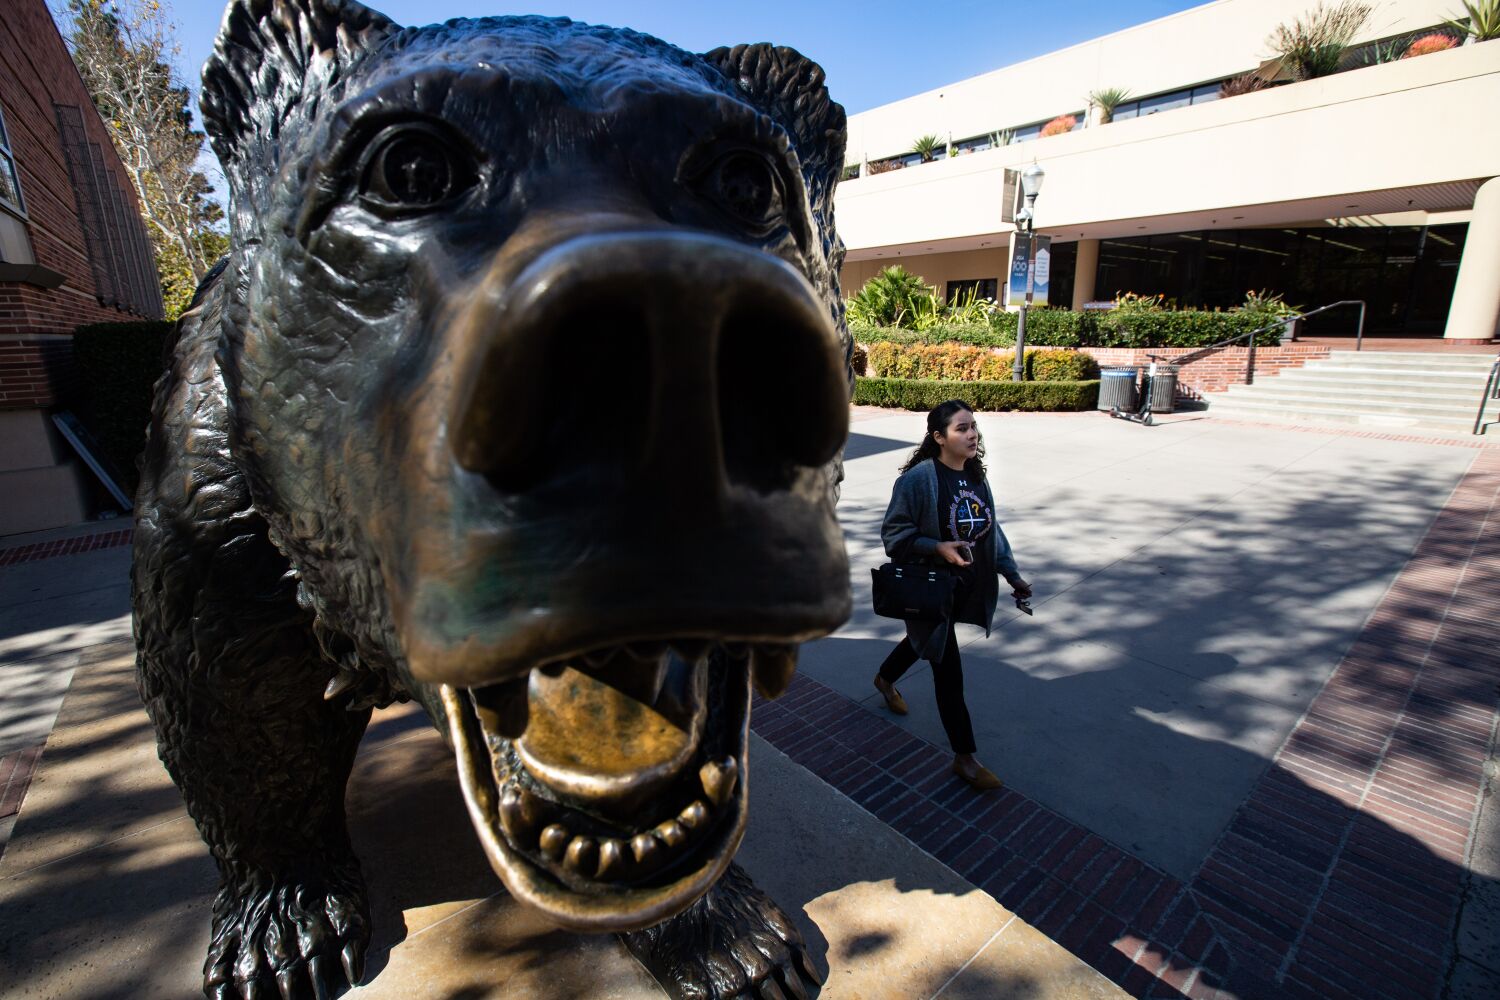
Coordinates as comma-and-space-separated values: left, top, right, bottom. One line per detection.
702, 44, 848, 236
202, 0, 399, 172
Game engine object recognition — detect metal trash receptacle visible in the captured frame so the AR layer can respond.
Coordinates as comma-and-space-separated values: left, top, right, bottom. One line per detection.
1148, 365, 1179, 413
1098, 368, 1138, 411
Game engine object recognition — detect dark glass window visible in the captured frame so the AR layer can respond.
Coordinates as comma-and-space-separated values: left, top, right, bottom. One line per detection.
946, 278, 998, 303
1086, 225, 1468, 335
0, 102, 24, 215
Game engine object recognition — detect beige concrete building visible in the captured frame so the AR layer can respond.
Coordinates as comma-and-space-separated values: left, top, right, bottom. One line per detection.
836, 0, 1500, 342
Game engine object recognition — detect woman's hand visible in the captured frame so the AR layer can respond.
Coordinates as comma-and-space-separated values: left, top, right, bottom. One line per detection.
1008, 576, 1033, 599
936, 541, 973, 566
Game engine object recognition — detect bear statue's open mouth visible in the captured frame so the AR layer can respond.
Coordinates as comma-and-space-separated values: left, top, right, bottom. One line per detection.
441, 639, 790, 932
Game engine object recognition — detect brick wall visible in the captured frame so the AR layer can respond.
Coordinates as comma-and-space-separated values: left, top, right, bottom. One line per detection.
1079, 344, 1333, 399
0, 0, 158, 410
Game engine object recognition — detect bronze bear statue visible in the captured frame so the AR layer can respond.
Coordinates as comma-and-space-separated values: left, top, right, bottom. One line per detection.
131, 2, 854, 997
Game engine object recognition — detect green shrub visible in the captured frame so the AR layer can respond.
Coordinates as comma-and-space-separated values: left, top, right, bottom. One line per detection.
71, 321, 176, 492
846, 266, 939, 329
854, 307, 1281, 349
864, 342, 1098, 382
853, 377, 1099, 411
1030, 349, 1099, 381
850, 320, 1011, 348
991, 308, 1086, 347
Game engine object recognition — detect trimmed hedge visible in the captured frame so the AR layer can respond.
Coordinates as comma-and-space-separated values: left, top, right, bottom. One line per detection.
852, 307, 1283, 349
71, 321, 176, 492
865, 342, 1099, 382
849, 318, 1011, 348
854, 377, 1099, 411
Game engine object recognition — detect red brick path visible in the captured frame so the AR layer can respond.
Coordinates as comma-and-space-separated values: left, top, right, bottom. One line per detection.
0, 528, 131, 566
752, 447, 1500, 999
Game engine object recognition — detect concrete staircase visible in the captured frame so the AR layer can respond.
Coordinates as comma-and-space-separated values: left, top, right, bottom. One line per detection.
1204, 350, 1499, 437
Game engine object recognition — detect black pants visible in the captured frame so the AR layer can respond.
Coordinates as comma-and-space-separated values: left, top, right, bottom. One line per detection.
878, 619, 977, 755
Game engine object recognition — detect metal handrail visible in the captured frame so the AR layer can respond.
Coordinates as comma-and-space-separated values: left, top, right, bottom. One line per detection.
1476, 356, 1500, 436
1143, 299, 1366, 386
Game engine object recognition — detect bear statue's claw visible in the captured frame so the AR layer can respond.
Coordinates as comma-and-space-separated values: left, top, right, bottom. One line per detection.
621, 863, 822, 1000
202, 875, 369, 1000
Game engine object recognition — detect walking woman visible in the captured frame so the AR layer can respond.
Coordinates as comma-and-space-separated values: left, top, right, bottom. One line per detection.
874, 399, 1031, 790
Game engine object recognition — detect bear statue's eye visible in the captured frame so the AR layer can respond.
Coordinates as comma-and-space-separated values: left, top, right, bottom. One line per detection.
357, 124, 477, 212
696, 150, 785, 233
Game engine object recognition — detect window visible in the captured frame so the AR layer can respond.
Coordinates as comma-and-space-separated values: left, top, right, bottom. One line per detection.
947, 278, 998, 303
0, 102, 25, 216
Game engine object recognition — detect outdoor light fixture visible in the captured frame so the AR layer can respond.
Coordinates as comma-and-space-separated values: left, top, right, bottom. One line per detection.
1012, 161, 1045, 382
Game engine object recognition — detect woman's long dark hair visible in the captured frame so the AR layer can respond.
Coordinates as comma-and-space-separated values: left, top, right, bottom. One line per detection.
900, 399, 987, 477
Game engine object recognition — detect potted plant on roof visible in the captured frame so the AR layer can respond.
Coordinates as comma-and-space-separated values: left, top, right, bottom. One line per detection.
910, 133, 943, 163
1447, 0, 1500, 42
1087, 87, 1131, 125
1039, 114, 1079, 137
1267, 1, 1372, 80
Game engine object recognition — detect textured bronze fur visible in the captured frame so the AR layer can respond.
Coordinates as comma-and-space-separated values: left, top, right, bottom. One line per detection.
132, 2, 851, 997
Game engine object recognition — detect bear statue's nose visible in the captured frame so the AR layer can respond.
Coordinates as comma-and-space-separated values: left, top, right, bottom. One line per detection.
448, 230, 848, 497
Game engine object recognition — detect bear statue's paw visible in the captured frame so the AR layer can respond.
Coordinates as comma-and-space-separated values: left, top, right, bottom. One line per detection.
202, 869, 370, 1000
622, 863, 824, 1000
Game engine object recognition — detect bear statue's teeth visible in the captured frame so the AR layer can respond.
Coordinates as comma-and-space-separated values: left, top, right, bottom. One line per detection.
518, 794, 719, 884
498, 784, 552, 841
564, 835, 599, 874
750, 643, 799, 699
698, 757, 738, 807
596, 838, 629, 879
539, 824, 570, 860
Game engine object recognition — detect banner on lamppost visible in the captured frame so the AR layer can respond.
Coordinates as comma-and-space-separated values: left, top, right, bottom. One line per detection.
1006, 234, 1051, 307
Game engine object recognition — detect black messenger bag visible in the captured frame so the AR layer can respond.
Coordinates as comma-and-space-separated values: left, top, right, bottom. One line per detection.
871, 563, 957, 623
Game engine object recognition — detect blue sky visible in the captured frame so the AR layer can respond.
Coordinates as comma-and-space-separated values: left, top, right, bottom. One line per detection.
168, 0, 1204, 116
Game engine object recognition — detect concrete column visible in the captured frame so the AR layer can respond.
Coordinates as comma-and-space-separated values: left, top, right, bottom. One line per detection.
1071, 238, 1100, 311
1445, 175, 1500, 342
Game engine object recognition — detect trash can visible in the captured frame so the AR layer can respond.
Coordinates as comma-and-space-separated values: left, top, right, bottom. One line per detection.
1098, 368, 1138, 412
1147, 365, 1179, 414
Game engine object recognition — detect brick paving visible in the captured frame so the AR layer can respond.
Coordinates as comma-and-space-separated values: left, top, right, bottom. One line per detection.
752, 447, 1500, 999
0, 527, 131, 566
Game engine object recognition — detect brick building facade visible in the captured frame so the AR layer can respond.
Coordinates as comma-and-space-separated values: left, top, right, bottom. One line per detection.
1, 0, 162, 534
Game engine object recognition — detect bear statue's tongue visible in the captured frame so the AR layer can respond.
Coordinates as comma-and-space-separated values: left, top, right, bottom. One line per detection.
514, 647, 709, 818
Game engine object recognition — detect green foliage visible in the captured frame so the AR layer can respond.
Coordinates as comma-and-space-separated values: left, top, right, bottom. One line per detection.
71, 321, 177, 491
846, 266, 938, 329
1267, 1, 1373, 80
991, 309, 1087, 347
850, 319, 1011, 348
853, 377, 1100, 412
863, 342, 1099, 382
1030, 350, 1099, 381
1234, 289, 1302, 326
910, 134, 944, 162
1448, 0, 1500, 41
1088, 87, 1132, 123
856, 303, 1282, 350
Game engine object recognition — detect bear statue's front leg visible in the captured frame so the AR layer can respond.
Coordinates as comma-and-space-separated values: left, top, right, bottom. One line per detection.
135, 507, 374, 1000
622, 863, 825, 1000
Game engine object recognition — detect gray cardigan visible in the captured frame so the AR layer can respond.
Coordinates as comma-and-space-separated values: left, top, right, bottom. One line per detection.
881, 458, 1021, 661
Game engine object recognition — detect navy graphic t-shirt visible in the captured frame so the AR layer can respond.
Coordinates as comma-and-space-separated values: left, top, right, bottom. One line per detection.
935, 461, 992, 585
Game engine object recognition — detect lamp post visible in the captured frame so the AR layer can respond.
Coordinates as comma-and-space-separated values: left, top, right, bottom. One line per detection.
1011, 162, 1045, 382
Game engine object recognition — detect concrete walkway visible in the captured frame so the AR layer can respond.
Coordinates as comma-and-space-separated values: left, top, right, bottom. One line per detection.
0, 409, 1497, 999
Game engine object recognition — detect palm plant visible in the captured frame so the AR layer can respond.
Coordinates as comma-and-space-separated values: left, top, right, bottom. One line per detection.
909, 133, 944, 163
846, 266, 939, 329
1267, 1, 1373, 80
1088, 86, 1132, 123
1447, 0, 1500, 41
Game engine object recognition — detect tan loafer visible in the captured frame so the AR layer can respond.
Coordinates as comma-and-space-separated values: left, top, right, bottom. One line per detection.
953, 759, 1003, 790
873, 676, 908, 715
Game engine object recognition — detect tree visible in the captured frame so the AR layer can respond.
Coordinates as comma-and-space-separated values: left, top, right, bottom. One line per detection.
57, 0, 226, 317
